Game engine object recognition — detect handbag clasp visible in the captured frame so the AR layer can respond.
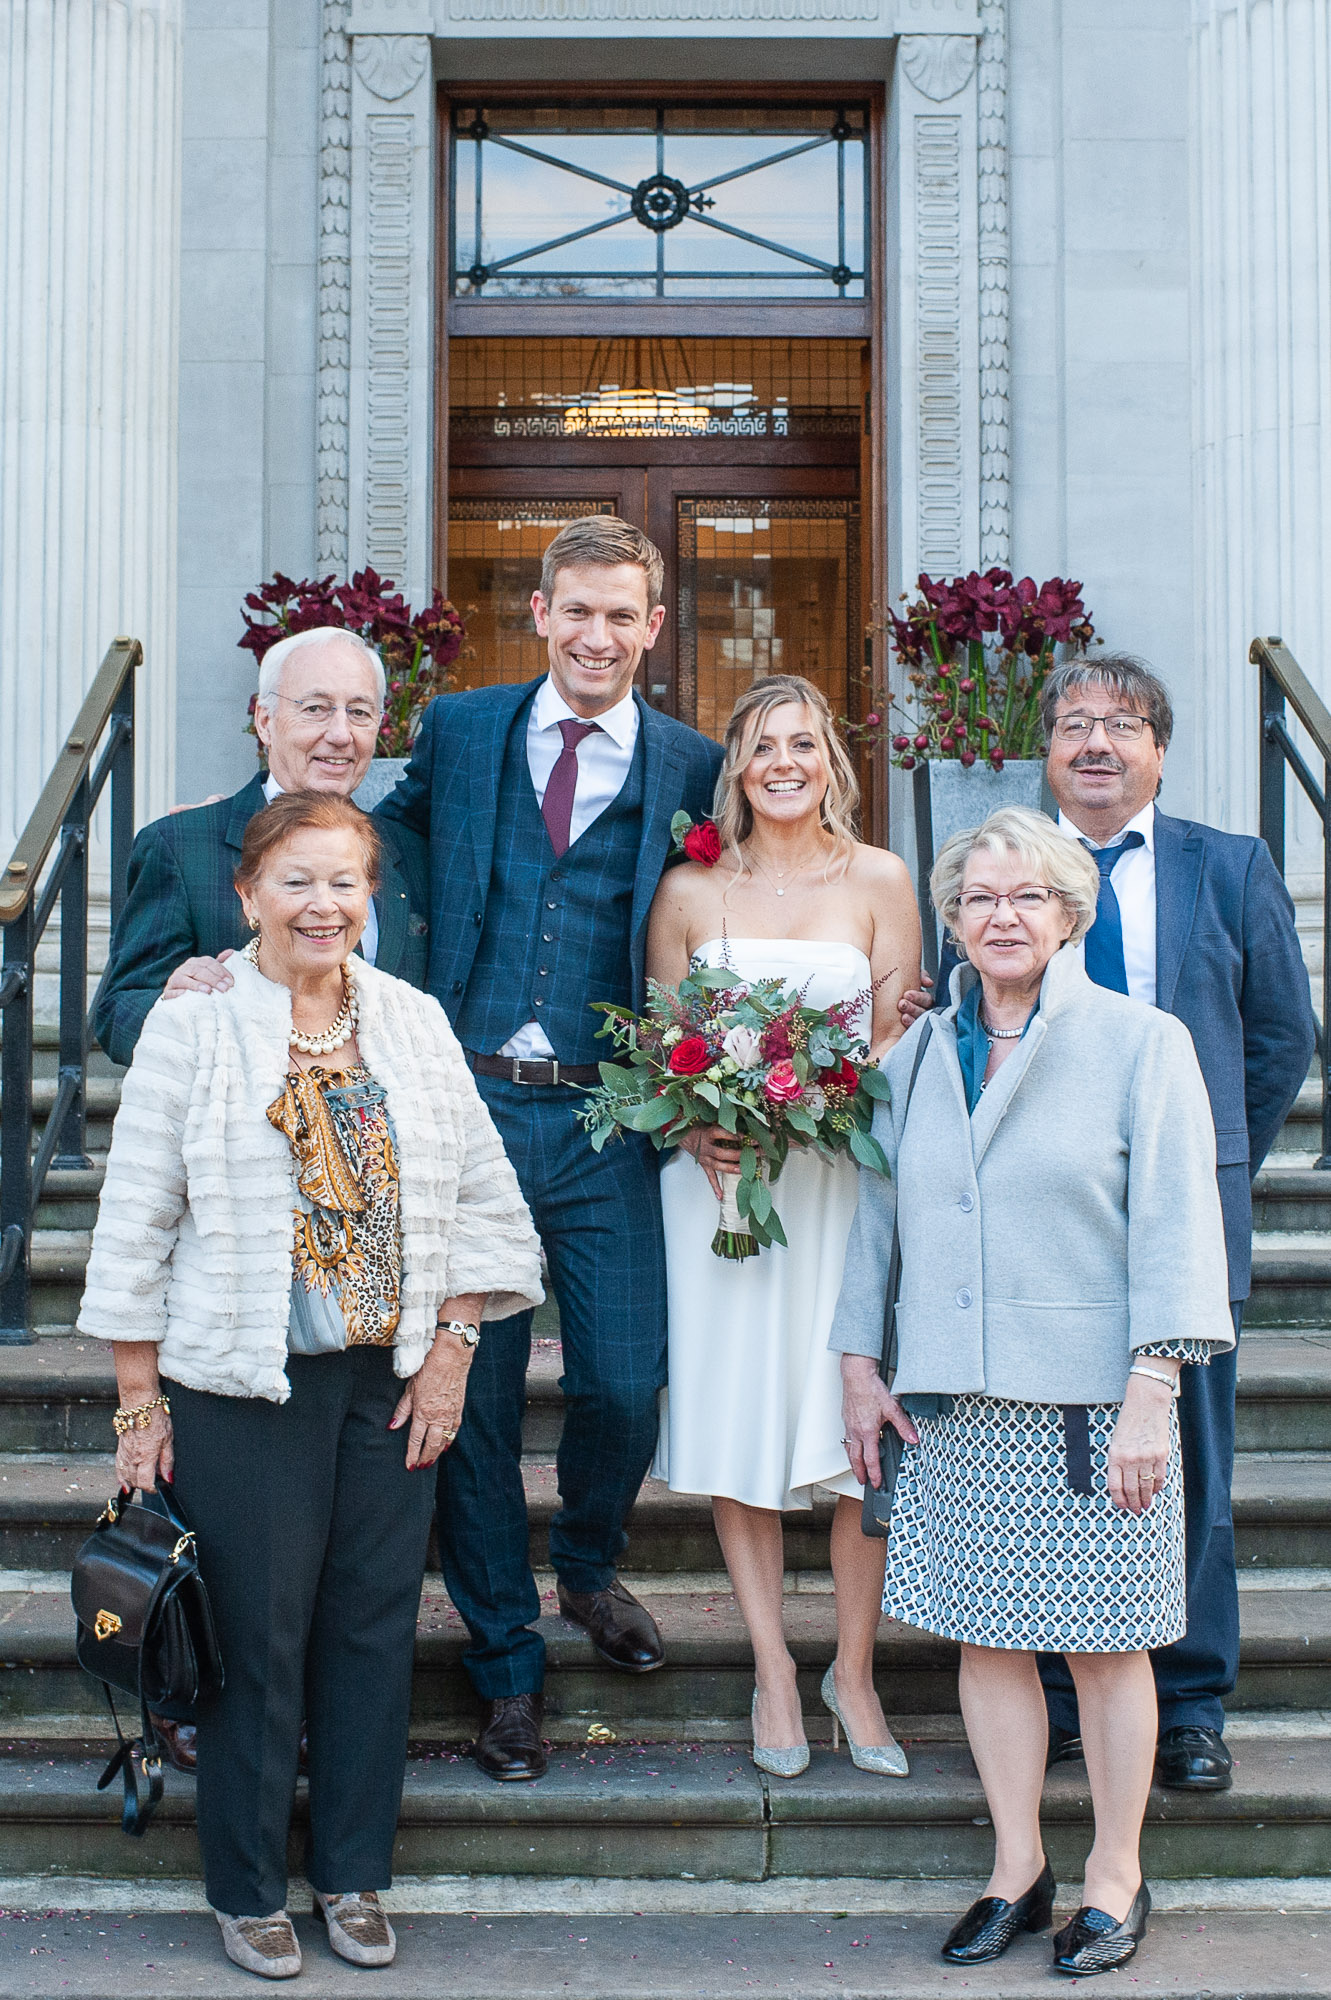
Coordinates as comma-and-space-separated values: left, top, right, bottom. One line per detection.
94, 1609, 123, 1641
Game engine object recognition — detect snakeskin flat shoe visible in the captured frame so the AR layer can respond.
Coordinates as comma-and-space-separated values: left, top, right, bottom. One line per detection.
1053, 1880, 1151, 1975
315, 1889, 397, 1967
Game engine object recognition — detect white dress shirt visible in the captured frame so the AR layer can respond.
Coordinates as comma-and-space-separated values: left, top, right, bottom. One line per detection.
264, 773, 379, 966
501, 677, 640, 1061
1060, 800, 1156, 1006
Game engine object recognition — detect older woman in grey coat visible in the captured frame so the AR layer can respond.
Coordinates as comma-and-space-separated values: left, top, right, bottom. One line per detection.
834, 807, 1233, 1978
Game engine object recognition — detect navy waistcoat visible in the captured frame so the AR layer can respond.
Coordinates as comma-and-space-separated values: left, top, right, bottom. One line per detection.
453, 703, 646, 1064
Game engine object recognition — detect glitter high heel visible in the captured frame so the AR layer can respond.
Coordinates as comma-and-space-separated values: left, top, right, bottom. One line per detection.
820, 1665, 909, 1777
750, 1687, 809, 1778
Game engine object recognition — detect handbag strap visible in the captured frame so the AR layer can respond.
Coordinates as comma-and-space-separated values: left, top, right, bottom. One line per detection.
879, 1016, 934, 1382
95, 1686, 164, 1838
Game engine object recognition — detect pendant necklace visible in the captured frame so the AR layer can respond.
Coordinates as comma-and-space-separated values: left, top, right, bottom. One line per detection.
745, 844, 828, 898
241, 937, 360, 1054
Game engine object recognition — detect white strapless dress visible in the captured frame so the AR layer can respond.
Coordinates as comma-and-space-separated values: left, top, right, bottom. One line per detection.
652, 937, 870, 1512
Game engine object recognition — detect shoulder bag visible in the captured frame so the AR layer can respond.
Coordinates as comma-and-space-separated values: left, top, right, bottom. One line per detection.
861, 1016, 934, 1539
70, 1483, 223, 1836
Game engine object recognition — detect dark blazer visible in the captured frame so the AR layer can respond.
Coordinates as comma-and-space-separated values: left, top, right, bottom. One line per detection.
935, 807, 1315, 1300
375, 678, 724, 1021
93, 773, 432, 1068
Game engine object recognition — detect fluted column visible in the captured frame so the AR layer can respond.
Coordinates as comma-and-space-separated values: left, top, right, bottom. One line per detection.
0, 0, 181, 858
1192, 0, 1331, 838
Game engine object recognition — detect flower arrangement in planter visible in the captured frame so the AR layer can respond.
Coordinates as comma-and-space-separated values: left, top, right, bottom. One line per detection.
238, 569, 465, 757
848, 569, 1096, 772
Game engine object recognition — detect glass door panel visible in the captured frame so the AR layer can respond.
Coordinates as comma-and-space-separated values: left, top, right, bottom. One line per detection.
676, 497, 860, 742
447, 498, 620, 691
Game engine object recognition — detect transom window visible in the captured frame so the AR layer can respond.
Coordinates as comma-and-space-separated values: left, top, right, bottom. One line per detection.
450, 103, 869, 302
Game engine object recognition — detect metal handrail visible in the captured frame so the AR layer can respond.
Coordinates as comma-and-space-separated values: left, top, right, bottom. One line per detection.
0, 637, 138, 1340
1254, 634, 1331, 1169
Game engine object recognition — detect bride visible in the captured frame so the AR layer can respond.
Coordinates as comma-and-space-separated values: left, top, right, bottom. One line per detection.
645, 673, 921, 1776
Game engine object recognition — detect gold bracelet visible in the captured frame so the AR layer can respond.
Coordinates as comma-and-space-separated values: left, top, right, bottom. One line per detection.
112, 1394, 171, 1437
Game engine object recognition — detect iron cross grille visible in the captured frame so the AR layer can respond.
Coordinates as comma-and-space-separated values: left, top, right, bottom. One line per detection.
450, 104, 869, 301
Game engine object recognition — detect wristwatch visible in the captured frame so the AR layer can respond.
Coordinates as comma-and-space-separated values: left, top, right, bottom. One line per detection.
438, 1318, 481, 1349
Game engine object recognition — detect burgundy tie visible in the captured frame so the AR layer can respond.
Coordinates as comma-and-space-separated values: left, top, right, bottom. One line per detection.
541, 718, 599, 858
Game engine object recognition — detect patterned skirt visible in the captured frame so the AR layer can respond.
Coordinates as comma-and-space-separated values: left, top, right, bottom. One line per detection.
881, 1393, 1186, 1653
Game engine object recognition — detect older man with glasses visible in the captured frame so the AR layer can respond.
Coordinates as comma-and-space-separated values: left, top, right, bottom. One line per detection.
898, 653, 1315, 1792
94, 626, 432, 1068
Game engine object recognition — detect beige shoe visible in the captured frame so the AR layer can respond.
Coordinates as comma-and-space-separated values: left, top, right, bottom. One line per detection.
214, 1910, 302, 1979
314, 1890, 397, 1967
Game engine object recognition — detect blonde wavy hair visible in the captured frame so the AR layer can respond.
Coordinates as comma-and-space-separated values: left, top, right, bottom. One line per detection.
713, 675, 860, 869
930, 806, 1100, 958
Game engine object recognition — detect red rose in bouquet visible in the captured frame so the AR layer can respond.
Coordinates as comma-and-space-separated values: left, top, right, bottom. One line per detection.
668, 1036, 713, 1076
682, 819, 722, 867
764, 1061, 803, 1104
831, 1056, 860, 1093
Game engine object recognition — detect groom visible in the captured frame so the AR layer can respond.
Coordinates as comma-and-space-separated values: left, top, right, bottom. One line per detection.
378, 517, 722, 1780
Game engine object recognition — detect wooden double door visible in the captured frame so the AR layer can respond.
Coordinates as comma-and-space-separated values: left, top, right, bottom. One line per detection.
447, 444, 863, 746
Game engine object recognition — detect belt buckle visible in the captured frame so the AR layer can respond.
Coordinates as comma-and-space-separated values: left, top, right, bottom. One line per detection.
550, 1058, 560, 1087
510, 1056, 523, 1084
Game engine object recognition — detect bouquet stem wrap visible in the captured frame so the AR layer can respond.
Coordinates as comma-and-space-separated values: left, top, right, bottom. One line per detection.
713, 1169, 760, 1262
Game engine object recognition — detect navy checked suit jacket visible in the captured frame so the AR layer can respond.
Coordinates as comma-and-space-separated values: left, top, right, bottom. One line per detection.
375, 678, 724, 1023
935, 807, 1315, 1300
93, 772, 432, 1068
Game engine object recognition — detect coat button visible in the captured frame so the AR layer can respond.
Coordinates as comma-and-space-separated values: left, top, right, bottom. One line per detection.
534, 997, 544, 1007
538, 967, 549, 977
543, 933, 553, 942
452, 981, 464, 995
473, 911, 482, 926
547, 900, 558, 910
959, 1192, 975, 1212
956, 1287, 973, 1309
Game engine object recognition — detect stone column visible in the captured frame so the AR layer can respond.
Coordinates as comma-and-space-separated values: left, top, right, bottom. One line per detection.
344, 4, 436, 606
0, 0, 182, 857
1192, 0, 1331, 840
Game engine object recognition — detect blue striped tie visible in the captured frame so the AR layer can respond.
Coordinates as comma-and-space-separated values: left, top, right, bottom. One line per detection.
1081, 833, 1145, 994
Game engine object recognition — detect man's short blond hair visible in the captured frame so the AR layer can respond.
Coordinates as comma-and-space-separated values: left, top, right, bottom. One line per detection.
930, 806, 1101, 956
539, 517, 665, 610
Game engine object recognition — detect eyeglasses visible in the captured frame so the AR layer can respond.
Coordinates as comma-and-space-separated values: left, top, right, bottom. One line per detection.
1051, 713, 1151, 743
958, 887, 1061, 916
269, 696, 383, 730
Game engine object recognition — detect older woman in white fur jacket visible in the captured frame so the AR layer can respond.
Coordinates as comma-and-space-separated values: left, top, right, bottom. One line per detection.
79, 790, 542, 1984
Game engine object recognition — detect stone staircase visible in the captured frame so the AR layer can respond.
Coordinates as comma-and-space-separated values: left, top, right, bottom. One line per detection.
0, 1030, 1329, 1905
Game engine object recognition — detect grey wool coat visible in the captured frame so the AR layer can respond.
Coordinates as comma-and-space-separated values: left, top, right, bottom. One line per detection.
829, 944, 1235, 1405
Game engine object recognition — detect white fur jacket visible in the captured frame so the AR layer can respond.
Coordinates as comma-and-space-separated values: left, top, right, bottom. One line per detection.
78, 954, 544, 1401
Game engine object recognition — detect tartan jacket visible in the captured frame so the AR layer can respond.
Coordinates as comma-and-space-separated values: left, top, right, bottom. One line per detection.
93, 773, 431, 1067
376, 677, 724, 1027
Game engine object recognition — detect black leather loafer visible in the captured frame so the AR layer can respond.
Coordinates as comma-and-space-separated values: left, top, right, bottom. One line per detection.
474, 1693, 547, 1782
1155, 1724, 1232, 1791
941, 1859, 1056, 1964
1046, 1724, 1085, 1769
1053, 1880, 1151, 1975
557, 1579, 665, 1673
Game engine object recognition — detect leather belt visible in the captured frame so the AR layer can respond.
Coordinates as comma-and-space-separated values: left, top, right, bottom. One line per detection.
467, 1052, 600, 1089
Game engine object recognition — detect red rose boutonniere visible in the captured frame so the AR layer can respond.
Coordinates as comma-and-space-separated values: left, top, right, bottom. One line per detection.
670, 810, 722, 867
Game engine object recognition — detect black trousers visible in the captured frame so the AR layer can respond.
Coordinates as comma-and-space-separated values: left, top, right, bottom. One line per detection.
169, 1350, 435, 1917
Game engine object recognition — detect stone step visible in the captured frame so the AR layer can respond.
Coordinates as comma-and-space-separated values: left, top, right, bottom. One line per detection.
0, 1906, 1326, 1998
1249, 1238, 1331, 1327
5, 1331, 1331, 1456
2, 1577, 1329, 1745
0, 1735, 1325, 1885
1252, 1161, 1331, 1231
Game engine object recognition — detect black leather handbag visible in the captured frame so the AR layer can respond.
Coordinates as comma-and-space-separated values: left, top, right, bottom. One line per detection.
70, 1484, 223, 1835
861, 1018, 933, 1540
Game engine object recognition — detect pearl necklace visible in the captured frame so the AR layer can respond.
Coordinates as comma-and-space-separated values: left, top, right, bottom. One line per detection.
241, 938, 360, 1054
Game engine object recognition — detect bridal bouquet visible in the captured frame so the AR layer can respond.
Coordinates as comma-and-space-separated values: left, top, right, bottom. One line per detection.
580, 964, 891, 1260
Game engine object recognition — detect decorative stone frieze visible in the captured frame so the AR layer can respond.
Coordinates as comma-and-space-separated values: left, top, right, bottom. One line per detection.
353, 33, 431, 98
318, 0, 353, 570
899, 33, 975, 100
976, 0, 1010, 567
347, 35, 435, 604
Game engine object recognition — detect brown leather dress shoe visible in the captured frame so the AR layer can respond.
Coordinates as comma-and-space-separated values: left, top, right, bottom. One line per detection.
149, 1717, 310, 1776
557, 1578, 665, 1673
474, 1692, 547, 1781
149, 1716, 197, 1772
